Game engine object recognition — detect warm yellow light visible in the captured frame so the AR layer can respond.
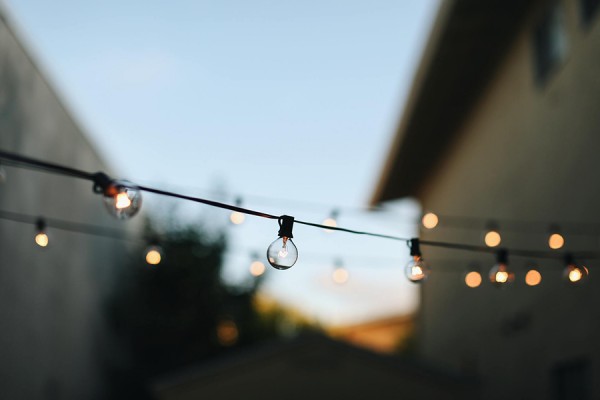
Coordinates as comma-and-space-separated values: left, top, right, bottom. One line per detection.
495, 271, 508, 283
35, 233, 49, 247
465, 271, 482, 288
485, 231, 501, 247
230, 211, 245, 225
115, 192, 132, 209
145, 249, 162, 265
332, 267, 349, 284
322, 217, 337, 233
525, 269, 542, 286
250, 261, 266, 277
411, 265, 423, 276
548, 233, 564, 250
568, 268, 583, 282
422, 212, 439, 229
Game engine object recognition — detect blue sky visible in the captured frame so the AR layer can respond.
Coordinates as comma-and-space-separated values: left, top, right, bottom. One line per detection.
5, 0, 439, 325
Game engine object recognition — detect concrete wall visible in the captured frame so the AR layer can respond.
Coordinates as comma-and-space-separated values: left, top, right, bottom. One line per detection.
0, 8, 138, 399
416, 0, 600, 399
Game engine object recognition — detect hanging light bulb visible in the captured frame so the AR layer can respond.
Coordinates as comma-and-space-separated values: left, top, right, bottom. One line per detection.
405, 238, 429, 283
322, 209, 340, 233
267, 215, 298, 270
563, 254, 589, 284
322, 209, 339, 233
99, 178, 142, 220
548, 226, 565, 250
34, 218, 49, 247
484, 223, 502, 247
145, 243, 164, 266
249, 253, 266, 277
332, 259, 349, 284
489, 249, 514, 287
230, 197, 246, 225
422, 212, 439, 229
92, 173, 141, 219
464, 264, 482, 288
524, 263, 542, 286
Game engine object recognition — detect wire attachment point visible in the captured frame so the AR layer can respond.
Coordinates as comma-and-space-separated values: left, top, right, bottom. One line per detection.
278, 215, 295, 238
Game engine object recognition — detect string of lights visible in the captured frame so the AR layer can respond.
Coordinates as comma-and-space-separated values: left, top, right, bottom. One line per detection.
0, 206, 593, 287
0, 149, 598, 287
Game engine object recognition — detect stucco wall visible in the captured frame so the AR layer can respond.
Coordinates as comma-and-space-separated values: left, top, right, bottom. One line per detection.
416, 1, 600, 399
0, 9, 138, 400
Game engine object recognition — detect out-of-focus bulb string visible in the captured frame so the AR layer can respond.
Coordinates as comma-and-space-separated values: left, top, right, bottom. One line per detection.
0, 150, 599, 271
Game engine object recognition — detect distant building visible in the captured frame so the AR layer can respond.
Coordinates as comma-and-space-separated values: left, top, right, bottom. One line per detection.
0, 6, 139, 399
327, 314, 414, 355
154, 334, 475, 400
372, 0, 600, 399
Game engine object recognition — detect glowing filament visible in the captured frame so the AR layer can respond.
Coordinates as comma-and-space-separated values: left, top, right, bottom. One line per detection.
115, 192, 132, 209
569, 268, 583, 282
411, 265, 424, 277
278, 237, 289, 258
495, 271, 509, 283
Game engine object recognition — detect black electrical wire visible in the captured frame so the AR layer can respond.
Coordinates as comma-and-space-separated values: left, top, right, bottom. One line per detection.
1, 149, 599, 260
0, 209, 133, 241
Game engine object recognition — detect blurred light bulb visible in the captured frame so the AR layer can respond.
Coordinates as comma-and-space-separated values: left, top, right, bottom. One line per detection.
548, 233, 564, 250
525, 269, 542, 286
484, 230, 501, 247
34, 219, 48, 248
322, 209, 339, 233
267, 236, 298, 270
115, 193, 131, 209
250, 260, 266, 277
230, 211, 245, 225
332, 266, 349, 284
322, 217, 337, 232
489, 262, 514, 287
564, 264, 588, 284
102, 180, 142, 220
465, 271, 482, 288
35, 232, 49, 247
422, 212, 439, 229
405, 256, 429, 283
145, 245, 163, 265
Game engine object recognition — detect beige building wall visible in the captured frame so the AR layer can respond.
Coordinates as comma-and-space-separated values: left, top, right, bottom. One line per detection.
0, 8, 138, 399
416, 1, 600, 399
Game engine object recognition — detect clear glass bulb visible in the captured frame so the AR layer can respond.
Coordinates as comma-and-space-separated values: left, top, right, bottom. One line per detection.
563, 264, 589, 284
145, 245, 163, 265
405, 256, 429, 283
102, 180, 142, 220
489, 263, 514, 287
267, 236, 298, 270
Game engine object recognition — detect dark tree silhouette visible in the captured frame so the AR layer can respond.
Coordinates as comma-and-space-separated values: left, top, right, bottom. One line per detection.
106, 217, 274, 398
